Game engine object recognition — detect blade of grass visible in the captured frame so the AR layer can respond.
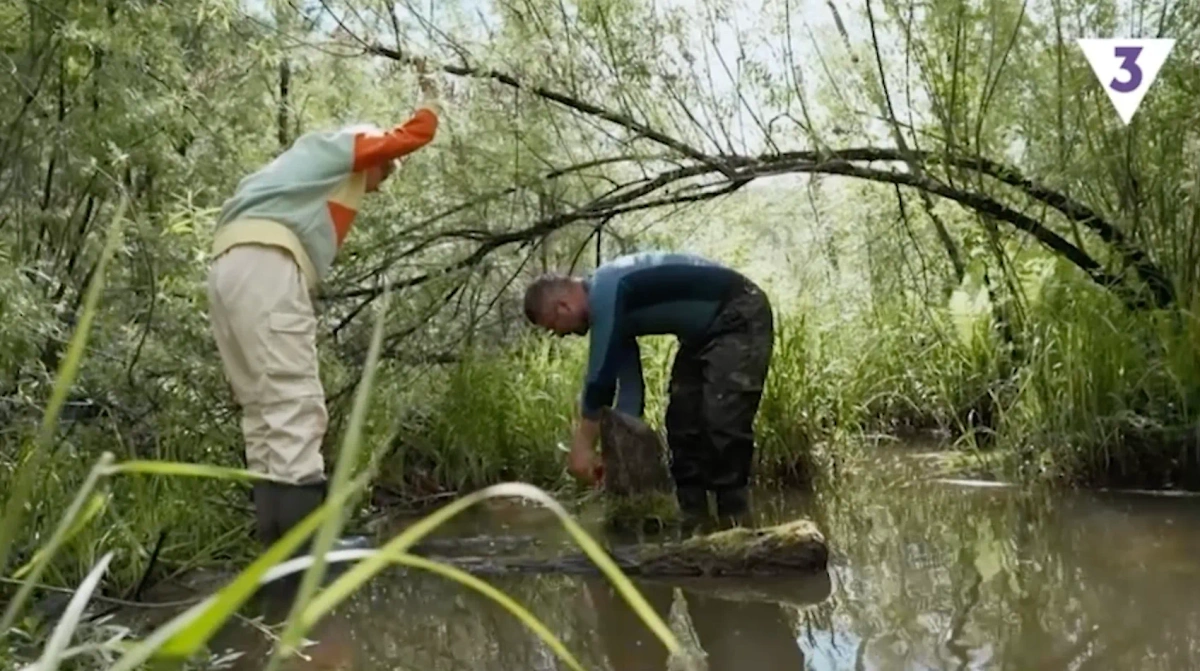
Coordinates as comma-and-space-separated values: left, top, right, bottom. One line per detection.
252, 547, 586, 671
300, 482, 682, 656
391, 552, 587, 671
4, 453, 294, 633
18, 638, 129, 671
11, 492, 110, 581
105, 470, 373, 671
269, 279, 393, 668
26, 551, 115, 671
0, 453, 116, 634
101, 460, 287, 482
0, 193, 129, 585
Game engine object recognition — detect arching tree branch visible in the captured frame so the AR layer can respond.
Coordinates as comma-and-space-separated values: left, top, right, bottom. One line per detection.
363, 40, 1172, 308
324, 149, 1151, 315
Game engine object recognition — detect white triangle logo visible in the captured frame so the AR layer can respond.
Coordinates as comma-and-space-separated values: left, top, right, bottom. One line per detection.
1077, 38, 1175, 125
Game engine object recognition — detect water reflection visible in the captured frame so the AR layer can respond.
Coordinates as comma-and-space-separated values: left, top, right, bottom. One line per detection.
584, 573, 831, 670
205, 464, 1200, 671
215, 570, 829, 670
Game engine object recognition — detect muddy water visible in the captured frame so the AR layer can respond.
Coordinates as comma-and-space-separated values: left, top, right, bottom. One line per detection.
208, 456, 1200, 671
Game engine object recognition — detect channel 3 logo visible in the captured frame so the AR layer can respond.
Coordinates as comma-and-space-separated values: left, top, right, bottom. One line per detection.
1077, 38, 1176, 125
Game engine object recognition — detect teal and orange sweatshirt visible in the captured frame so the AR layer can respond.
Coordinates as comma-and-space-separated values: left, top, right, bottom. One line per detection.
211, 98, 440, 288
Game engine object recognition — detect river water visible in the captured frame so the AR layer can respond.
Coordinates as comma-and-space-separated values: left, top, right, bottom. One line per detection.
206, 450, 1200, 671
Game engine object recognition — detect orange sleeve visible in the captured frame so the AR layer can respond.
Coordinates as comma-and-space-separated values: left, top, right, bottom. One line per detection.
351, 107, 439, 172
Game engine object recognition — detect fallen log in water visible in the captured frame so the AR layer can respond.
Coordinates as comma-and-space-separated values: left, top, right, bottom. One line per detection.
407, 534, 543, 556
411, 518, 830, 577
394, 409, 830, 579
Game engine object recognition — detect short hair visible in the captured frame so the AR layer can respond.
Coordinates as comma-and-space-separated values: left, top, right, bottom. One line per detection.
523, 273, 571, 323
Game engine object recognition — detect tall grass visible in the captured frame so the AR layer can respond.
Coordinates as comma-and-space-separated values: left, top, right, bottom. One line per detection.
1000, 278, 1200, 487
374, 258, 1198, 494
376, 296, 1000, 492
0, 194, 130, 633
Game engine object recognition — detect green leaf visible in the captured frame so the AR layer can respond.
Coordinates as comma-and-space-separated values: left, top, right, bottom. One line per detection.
11, 492, 110, 581
102, 460, 284, 482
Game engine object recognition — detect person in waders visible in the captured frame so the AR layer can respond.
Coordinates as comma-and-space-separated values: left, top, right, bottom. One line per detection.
522, 251, 775, 528
205, 59, 441, 593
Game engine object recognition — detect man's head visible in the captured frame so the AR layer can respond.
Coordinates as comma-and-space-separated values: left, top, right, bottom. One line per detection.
365, 160, 396, 193
524, 273, 590, 335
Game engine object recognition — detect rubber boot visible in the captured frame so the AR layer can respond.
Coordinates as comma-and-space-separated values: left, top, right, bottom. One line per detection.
252, 481, 279, 545
253, 480, 372, 608
250, 480, 291, 607
675, 486, 711, 535
714, 487, 751, 529
275, 479, 373, 556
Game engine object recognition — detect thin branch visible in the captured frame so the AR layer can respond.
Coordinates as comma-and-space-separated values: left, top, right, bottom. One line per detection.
364, 43, 736, 176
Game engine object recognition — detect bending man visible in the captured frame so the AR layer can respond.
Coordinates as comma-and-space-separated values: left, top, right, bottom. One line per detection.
523, 251, 775, 525
206, 62, 440, 552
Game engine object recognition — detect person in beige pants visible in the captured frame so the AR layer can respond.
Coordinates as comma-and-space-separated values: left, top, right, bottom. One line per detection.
207, 60, 440, 566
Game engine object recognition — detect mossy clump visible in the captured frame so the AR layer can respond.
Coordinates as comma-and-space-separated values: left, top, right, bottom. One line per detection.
599, 407, 674, 495
597, 407, 679, 535
602, 490, 681, 536
626, 519, 830, 576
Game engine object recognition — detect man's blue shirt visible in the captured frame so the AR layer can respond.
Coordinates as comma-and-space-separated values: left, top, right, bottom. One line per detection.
580, 251, 743, 420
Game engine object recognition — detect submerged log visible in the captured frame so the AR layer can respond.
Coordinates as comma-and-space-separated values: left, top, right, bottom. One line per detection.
413, 518, 830, 577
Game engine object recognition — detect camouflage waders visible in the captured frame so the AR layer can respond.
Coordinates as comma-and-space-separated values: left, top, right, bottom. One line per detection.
664, 274, 774, 525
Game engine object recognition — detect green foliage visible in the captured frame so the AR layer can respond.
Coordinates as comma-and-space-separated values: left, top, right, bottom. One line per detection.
3, 2, 1200, 662
1, 225, 679, 671
378, 335, 587, 494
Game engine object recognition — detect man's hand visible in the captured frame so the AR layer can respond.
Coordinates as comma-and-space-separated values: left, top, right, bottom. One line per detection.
566, 417, 602, 486
567, 442, 601, 485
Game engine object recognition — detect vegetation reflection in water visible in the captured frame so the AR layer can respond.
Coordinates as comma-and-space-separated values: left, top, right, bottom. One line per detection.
205, 450, 1200, 671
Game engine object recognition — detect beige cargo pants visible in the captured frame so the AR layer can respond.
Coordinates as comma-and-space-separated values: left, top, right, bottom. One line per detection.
207, 243, 327, 485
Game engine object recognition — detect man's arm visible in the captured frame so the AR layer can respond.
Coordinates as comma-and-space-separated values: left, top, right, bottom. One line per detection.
567, 276, 626, 482
569, 338, 640, 479
579, 278, 626, 421
351, 64, 441, 171
614, 339, 645, 418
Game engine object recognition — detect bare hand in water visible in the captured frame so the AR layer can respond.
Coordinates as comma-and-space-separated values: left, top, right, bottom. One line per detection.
567, 442, 602, 486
